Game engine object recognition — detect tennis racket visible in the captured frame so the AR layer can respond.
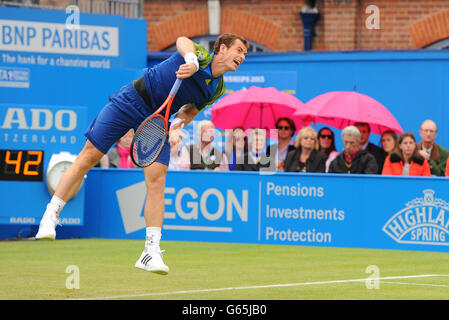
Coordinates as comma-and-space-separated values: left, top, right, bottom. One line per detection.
130, 78, 183, 167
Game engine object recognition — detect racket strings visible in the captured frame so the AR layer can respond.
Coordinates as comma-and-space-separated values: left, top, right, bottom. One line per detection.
132, 117, 167, 166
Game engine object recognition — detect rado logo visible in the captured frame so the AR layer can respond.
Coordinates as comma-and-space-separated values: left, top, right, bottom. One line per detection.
1, 107, 77, 131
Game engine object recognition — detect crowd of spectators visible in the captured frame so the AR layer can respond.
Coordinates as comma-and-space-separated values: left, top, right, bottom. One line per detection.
99, 118, 449, 178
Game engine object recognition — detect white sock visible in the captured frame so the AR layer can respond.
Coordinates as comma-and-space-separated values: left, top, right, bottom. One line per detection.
45, 195, 66, 219
145, 227, 162, 250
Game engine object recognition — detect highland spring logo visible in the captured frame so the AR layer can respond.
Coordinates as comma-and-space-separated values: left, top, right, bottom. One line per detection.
383, 190, 449, 246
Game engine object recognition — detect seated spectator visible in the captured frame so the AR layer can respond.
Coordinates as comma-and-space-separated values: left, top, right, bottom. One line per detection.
94, 155, 110, 168
97, 155, 109, 168
382, 132, 430, 176
379, 130, 399, 172
179, 120, 228, 171
168, 130, 189, 170
266, 117, 296, 170
235, 128, 274, 172
284, 126, 326, 173
329, 125, 378, 174
354, 122, 384, 173
417, 120, 449, 176
317, 127, 339, 172
106, 129, 137, 168
224, 126, 248, 171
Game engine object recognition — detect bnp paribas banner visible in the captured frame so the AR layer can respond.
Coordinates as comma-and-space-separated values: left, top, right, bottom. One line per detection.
0, 6, 146, 75
73, 169, 449, 253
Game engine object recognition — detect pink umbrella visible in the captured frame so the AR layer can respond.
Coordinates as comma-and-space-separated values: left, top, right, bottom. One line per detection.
210, 86, 305, 136
293, 91, 403, 135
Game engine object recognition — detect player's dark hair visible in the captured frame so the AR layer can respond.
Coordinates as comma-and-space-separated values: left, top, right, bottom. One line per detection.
213, 34, 249, 54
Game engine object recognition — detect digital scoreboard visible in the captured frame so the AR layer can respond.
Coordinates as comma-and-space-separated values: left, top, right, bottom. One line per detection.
0, 148, 85, 228
0, 149, 44, 181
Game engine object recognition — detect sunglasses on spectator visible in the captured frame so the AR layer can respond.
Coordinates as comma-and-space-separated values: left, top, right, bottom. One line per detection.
277, 126, 291, 130
319, 134, 333, 139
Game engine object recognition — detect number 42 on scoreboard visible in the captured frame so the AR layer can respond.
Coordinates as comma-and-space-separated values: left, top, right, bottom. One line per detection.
0, 149, 44, 181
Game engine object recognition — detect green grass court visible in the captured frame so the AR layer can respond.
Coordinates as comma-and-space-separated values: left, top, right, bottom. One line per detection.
1, 239, 449, 300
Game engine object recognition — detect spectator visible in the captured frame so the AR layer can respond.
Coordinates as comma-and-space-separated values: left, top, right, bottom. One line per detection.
354, 122, 384, 173
379, 130, 399, 172
382, 132, 430, 176
224, 126, 248, 171
106, 129, 137, 168
417, 120, 449, 176
168, 130, 189, 170
317, 127, 339, 172
284, 126, 326, 173
235, 128, 274, 171
329, 125, 378, 174
266, 117, 296, 170
97, 155, 110, 168
180, 120, 228, 171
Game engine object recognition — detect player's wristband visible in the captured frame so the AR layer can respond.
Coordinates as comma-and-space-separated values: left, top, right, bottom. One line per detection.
170, 117, 184, 129
184, 52, 199, 72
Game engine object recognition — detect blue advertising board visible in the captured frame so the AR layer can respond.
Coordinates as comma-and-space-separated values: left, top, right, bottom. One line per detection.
0, 6, 146, 70
58, 169, 449, 253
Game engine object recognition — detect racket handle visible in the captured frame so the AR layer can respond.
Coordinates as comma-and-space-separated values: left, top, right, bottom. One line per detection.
170, 78, 183, 96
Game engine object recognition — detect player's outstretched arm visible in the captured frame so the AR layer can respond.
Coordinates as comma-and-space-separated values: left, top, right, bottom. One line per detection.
176, 37, 196, 57
176, 37, 199, 79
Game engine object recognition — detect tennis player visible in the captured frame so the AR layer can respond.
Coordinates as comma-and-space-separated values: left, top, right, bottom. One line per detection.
35, 34, 249, 275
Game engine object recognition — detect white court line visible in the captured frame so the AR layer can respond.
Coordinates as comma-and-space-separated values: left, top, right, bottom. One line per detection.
71, 274, 446, 300
162, 225, 232, 232
382, 281, 449, 289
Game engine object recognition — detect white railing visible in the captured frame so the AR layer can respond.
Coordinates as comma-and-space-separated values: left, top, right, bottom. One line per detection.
71, 0, 142, 17
0, 0, 61, 10
0, 0, 143, 17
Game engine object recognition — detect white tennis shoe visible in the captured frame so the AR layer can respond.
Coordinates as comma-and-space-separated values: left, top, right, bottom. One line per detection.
135, 247, 169, 275
35, 206, 59, 240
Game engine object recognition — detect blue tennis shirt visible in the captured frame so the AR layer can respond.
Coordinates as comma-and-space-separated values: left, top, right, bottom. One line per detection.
143, 43, 226, 114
